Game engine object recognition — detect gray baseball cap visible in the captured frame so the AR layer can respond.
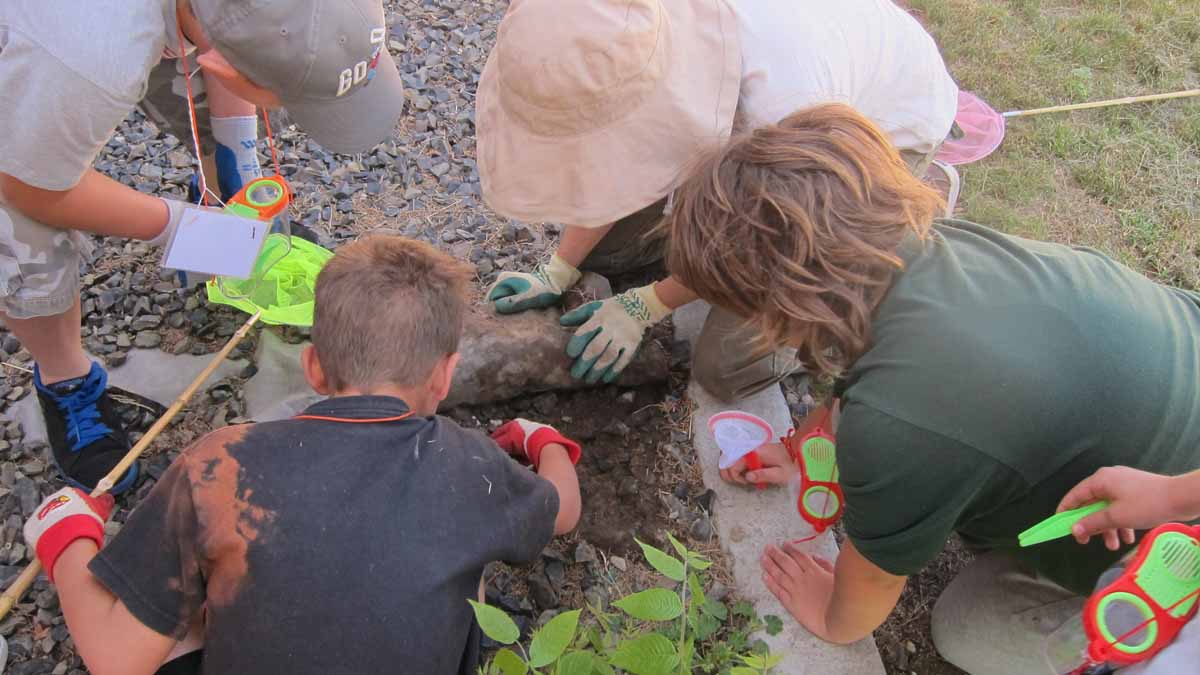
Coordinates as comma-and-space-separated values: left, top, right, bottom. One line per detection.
193, 0, 405, 154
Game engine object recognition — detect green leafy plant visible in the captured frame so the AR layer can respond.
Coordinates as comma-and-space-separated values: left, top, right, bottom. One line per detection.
471, 533, 779, 675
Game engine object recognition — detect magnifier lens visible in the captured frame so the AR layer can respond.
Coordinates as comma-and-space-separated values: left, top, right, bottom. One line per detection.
249, 183, 281, 204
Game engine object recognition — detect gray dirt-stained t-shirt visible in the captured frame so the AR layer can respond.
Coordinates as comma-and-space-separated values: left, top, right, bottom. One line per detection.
837, 219, 1200, 594
89, 396, 559, 674
0, 0, 172, 190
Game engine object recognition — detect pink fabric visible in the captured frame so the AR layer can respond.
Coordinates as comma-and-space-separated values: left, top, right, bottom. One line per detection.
936, 91, 1006, 165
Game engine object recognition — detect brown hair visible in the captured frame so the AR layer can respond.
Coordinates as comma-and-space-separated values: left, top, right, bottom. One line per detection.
311, 235, 473, 390
664, 104, 944, 376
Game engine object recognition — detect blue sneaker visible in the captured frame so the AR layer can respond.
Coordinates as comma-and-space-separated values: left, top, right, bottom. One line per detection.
34, 362, 141, 494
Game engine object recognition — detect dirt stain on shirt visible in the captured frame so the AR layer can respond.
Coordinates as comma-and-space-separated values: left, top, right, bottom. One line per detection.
183, 424, 278, 608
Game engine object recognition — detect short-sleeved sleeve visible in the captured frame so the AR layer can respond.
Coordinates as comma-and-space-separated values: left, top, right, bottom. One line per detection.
88, 450, 206, 640
0, 30, 136, 190
459, 428, 560, 566
837, 402, 1003, 576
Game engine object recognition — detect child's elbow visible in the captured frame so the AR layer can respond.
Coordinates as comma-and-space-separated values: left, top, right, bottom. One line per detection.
553, 499, 581, 535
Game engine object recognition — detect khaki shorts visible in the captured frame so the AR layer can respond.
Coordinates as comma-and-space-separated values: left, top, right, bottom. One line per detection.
0, 195, 93, 319
0, 59, 203, 320
0, 59, 278, 320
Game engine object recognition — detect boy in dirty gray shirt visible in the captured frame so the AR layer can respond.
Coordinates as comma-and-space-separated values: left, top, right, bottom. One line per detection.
22, 236, 584, 674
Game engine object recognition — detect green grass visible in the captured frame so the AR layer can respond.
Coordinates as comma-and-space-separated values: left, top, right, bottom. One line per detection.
910, 0, 1200, 288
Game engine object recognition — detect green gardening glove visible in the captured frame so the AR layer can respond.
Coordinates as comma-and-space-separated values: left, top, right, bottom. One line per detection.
486, 253, 582, 314
560, 284, 672, 384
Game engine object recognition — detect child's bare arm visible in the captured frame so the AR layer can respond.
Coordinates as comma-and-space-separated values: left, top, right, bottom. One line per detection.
1, 169, 169, 240
53, 542, 177, 675
490, 420, 583, 534
1058, 467, 1200, 549
537, 444, 582, 534
23, 488, 178, 675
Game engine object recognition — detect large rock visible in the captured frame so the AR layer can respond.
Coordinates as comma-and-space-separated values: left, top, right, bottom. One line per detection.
443, 306, 669, 408
243, 307, 672, 420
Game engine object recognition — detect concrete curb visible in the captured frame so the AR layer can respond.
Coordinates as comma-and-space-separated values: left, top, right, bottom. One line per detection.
674, 301, 885, 674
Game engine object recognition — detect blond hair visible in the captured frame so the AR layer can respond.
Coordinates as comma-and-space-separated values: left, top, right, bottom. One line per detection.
312, 235, 473, 390
664, 104, 944, 376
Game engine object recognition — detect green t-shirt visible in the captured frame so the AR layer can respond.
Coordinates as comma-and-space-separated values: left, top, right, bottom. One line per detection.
838, 219, 1200, 594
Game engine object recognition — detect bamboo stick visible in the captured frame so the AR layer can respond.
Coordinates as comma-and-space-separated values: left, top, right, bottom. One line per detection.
1003, 89, 1200, 118
0, 311, 261, 620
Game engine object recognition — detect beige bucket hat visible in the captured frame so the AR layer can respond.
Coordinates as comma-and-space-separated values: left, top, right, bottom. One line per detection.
477, 0, 742, 228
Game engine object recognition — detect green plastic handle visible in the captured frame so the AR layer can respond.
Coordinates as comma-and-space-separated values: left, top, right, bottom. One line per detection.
1019, 501, 1111, 547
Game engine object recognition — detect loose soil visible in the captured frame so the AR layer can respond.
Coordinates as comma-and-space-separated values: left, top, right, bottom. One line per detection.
875, 538, 974, 675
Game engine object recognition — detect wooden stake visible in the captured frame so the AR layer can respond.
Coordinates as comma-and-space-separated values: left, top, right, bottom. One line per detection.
1003, 89, 1200, 118
0, 311, 261, 620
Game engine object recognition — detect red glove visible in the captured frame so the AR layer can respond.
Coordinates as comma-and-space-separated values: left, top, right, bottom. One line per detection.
23, 488, 113, 582
491, 419, 582, 469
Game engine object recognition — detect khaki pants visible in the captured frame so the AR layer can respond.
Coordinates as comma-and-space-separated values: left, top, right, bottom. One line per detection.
931, 552, 1084, 675
580, 198, 802, 402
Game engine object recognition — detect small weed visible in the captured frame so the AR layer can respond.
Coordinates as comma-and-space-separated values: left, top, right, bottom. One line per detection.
472, 533, 780, 675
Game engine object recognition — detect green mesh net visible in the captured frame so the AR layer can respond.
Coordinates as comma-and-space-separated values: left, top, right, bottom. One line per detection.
206, 233, 332, 326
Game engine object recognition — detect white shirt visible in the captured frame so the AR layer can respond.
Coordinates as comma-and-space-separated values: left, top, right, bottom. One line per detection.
731, 0, 959, 155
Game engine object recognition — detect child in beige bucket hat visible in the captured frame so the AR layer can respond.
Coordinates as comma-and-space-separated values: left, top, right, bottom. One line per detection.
478, 0, 958, 401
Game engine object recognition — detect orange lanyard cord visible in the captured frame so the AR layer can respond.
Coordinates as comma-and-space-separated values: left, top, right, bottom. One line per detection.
262, 108, 280, 176
175, 18, 209, 205
175, 17, 282, 202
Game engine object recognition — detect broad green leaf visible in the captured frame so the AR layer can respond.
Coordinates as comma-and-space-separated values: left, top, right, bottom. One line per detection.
764, 614, 784, 636
764, 653, 784, 668
687, 572, 706, 606
609, 634, 679, 675
468, 600, 520, 645
530, 610, 582, 667
493, 648, 528, 675
555, 651, 595, 675
592, 660, 616, 675
702, 599, 728, 620
681, 637, 695, 670
635, 538, 685, 581
730, 668, 759, 675
614, 588, 684, 621
665, 532, 689, 559
686, 553, 713, 571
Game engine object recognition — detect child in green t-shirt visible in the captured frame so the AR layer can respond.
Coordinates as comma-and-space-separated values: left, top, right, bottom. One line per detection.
660, 102, 1200, 675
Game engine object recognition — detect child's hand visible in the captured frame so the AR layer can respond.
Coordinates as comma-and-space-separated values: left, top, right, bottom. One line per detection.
720, 442, 796, 487
1057, 466, 1176, 550
491, 419, 582, 469
23, 488, 114, 581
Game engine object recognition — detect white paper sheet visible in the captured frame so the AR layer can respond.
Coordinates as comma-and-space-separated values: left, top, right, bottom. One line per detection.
160, 209, 267, 279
